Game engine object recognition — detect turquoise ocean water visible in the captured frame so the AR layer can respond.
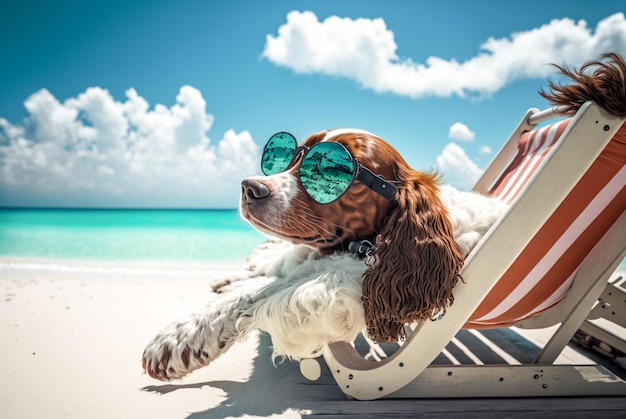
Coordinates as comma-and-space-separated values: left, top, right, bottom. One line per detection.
0, 208, 267, 264
1, 208, 625, 272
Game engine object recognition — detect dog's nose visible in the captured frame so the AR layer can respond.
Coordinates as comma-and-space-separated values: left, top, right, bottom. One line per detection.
241, 179, 271, 202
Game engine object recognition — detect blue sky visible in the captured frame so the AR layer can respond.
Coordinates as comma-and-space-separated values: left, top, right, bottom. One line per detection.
1, 0, 625, 208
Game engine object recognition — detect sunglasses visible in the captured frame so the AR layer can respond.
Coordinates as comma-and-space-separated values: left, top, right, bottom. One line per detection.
261, 132, 398, 204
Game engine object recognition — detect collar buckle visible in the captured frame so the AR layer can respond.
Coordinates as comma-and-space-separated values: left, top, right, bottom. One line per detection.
348, 239, 378, 267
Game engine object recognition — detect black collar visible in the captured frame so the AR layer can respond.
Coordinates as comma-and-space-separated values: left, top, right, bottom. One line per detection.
348, 239, 378, 267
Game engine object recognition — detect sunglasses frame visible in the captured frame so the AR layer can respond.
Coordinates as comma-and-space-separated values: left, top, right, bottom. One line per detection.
261, 132, 398, 204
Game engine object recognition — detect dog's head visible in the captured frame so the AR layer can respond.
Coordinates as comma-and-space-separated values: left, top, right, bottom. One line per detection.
241, 129, 397, 253
241, 129, 464, 343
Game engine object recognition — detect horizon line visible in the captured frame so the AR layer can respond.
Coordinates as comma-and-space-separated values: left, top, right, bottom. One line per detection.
0, 206, 240, 211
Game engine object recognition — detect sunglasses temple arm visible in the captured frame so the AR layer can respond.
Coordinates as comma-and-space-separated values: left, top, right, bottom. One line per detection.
356, 166, 398, 201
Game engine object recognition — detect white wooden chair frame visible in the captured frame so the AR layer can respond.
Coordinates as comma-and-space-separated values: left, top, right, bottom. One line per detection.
299, 101, 626, 400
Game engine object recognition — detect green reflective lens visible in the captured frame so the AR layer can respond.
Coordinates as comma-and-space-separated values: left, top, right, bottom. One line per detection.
299, 142, 356, 204
262, 132, 297, 175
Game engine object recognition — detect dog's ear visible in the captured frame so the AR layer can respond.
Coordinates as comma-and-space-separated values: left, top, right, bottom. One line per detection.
361, 175, 464, 343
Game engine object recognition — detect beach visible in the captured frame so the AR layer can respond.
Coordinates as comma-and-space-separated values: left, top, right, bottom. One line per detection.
2, 257, 626, 418
0, 258, 314, 418
0, 209, 335, 418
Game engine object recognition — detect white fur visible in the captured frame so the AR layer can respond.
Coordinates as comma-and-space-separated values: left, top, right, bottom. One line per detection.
321, 128, 373, 142
241, 174, 300, 233
143, 188, 508, 380
438, 185, 509, 257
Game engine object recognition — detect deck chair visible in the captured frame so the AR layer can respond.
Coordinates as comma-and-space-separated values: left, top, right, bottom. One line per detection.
299, 100, 626, 399
572, 274, 626, 360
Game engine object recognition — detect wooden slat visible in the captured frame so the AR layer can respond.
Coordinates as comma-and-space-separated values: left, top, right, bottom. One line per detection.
391, 365, 626, 398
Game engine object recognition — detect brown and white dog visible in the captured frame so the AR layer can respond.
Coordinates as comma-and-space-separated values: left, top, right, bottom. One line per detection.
143, 53, 626, 381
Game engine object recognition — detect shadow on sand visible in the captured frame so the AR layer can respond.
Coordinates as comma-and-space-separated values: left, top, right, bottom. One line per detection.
142, 332, 346, 418
141, 329, 626, 418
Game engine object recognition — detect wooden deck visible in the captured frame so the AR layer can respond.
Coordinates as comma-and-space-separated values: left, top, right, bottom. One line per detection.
177, 325, 626, 418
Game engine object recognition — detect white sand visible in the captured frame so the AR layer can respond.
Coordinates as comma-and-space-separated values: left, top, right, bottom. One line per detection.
2, 258, 625, 418
0, 258, 324, 418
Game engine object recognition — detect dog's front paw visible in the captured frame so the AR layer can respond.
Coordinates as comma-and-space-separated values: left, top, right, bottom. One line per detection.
142, 299, 254, 381
142, 330, 211, 381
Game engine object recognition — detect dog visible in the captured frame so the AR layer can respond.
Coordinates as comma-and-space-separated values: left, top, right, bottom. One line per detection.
142, 52, 626, 381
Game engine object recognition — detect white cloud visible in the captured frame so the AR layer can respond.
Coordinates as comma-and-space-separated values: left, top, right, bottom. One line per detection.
448, 122, 475, 141
263, 11, 626, 98
480, 145, 493, 154
0, 86, 259, 208
436, 143, 483, 191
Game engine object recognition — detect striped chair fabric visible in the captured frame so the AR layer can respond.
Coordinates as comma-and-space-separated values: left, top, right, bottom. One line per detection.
464, 119, 626, 328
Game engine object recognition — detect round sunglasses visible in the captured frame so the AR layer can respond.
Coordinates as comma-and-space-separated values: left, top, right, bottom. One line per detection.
261, 132, 398, 204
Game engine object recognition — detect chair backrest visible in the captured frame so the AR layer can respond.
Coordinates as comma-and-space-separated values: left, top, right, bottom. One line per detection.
320, 102, 625, 400
465, 114, 626, 328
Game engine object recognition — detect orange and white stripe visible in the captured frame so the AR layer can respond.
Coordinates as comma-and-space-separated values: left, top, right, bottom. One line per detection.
464, 118, 626, 329
491, 119, 571, 204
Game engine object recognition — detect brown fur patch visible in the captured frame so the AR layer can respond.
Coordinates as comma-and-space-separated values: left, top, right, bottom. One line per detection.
540, 52, 626, 118
362, 171, 464, 343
